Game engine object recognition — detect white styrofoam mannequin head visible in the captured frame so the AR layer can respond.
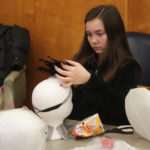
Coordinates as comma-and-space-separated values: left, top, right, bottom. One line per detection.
125, 87, 150, 141
0, 107, 47, 150
32, 77, 73, 140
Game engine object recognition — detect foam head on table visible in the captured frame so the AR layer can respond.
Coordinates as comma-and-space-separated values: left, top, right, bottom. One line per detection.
32, 77, 73, 140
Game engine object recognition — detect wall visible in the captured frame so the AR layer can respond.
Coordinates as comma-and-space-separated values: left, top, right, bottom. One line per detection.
0, 0, 150, 108
127, 0, 150, 32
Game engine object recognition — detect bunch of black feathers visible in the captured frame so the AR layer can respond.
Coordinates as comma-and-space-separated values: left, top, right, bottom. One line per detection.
37, 56, 69, 76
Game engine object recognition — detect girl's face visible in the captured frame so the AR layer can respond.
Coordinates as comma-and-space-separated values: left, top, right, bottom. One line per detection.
86, 18, 108, 54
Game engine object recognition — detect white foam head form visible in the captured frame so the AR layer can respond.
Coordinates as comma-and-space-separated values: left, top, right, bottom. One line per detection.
0, 107, 47, 150
125, 87, 150, 141
32, 78, 73, 140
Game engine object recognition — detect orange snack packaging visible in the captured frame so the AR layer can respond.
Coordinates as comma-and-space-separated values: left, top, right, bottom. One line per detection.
72, 113, 105, 138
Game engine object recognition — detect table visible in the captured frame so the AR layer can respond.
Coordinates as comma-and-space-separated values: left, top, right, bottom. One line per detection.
46, 119, 150, 150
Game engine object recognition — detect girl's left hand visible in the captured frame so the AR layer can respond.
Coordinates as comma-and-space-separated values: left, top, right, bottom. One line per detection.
54, 60, 91, 87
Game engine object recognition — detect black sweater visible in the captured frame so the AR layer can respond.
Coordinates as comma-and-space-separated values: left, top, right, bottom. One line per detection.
68, 59, 142, 125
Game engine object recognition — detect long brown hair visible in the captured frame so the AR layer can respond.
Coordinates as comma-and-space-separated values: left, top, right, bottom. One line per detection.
73, 5, 135, 82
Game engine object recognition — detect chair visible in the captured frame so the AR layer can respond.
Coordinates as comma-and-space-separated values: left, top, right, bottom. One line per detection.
0, 66, 26, 109
127, 32, 150, 87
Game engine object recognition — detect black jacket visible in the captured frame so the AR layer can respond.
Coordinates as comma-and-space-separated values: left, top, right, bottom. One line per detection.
0, 24, 30, 86
68, 59, 142, 125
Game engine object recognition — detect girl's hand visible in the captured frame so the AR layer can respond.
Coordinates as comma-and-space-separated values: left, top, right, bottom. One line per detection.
54, 60, 91, 87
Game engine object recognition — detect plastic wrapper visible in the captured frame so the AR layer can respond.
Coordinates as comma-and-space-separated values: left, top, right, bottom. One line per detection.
0, 107, 48, 150
72, 113, 105, 137
72, 136, 145, 150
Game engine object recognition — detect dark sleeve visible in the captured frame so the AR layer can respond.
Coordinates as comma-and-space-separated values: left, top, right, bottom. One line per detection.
81, 60, 141, 96
78, 60, 142, 125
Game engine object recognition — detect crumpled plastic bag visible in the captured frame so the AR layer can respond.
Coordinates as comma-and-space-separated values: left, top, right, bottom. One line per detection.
0, 107, 48, 150
72, 137, 145, 150
72, 113, 105, 137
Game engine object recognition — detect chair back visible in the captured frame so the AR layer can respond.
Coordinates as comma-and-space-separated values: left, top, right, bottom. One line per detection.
127, 32, 150, 86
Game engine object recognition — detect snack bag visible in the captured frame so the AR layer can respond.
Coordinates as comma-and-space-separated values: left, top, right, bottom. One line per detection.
72, 113, 105, 137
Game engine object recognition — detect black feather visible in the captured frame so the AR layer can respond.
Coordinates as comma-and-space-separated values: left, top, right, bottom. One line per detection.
37, 56, 64, 76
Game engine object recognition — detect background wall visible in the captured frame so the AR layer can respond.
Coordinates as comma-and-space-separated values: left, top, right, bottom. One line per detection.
0, 0, 150, 108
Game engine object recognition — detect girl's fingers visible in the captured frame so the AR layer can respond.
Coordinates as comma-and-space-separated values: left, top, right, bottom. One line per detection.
55, 74, 71, 82
61, 63, 73, 71
55, 65, 70, 76
61, 82, 72, 88
65, 59, 78, 66
55, 74, 72, 87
